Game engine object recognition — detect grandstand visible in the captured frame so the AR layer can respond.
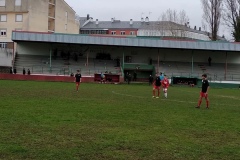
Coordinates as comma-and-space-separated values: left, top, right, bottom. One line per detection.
6, 31, 240, 83
14, 54, 121, 76
153, 61, 240, 81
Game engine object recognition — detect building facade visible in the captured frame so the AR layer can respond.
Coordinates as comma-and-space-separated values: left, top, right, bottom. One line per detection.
0, 0, 80, 49
80, 16, 226, 41
80, 17, 138, 36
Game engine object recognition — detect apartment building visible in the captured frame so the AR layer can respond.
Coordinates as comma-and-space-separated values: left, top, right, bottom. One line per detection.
80, 16, 226, 41
0, 0, 80, 49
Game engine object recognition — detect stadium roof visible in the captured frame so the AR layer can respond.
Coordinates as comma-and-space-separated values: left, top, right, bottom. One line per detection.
12, 31, 240, 52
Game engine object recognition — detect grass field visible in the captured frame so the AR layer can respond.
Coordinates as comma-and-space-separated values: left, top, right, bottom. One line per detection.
0, 80, 240, 160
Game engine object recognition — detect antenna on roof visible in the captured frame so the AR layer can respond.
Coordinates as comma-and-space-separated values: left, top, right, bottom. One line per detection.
145, 17, 149, 23
130, 19, 133, 25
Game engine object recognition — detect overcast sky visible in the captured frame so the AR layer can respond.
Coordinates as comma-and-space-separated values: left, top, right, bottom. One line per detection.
65, 0, 230, 39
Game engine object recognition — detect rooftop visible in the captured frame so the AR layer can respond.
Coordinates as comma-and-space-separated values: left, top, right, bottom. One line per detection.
80, 19, 226, 41
12, 31, 239, 52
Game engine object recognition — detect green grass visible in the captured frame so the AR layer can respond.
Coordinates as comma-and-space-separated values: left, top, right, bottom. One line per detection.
0, 80, 240, 160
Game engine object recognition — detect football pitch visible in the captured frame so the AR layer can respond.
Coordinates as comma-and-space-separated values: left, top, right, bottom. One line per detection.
0, 80, 239, 160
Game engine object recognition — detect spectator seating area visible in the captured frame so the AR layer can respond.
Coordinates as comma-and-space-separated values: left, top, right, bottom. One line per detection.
9, 54, 240, 81
14, 55, 121, 76
153, 61, 240, 81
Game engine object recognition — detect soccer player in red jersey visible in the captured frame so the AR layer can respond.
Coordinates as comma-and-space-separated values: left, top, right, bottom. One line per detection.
152, 74, 161, 98
196, 74, 210, 109
75, 70, 82, 92
161, 75, 170, 98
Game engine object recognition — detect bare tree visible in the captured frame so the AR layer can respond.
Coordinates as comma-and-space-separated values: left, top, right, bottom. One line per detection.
178, 10, 190, 37
201, 0, 223, 41
159, 9, 189, 38
223, 0, 240, 41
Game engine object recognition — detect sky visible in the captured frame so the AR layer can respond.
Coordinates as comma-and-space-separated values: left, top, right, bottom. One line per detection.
65, 0, 230, 40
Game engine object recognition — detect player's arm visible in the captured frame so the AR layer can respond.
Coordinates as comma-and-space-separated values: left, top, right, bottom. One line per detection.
206, 86, 210, 94
167, 80, 170, 88
153, 80, 156, 86
160, 80, 164, 87
206, 81, 210, 94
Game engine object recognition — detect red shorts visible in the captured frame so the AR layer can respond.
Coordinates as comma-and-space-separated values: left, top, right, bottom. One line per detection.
76, 82, 80, 85
200, 92, 208, 98
153, 86, 160, 90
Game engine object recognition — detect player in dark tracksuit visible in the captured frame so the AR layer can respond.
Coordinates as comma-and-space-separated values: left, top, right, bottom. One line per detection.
152, 74, 161, 98
75, 70, 81, 92
196, 74, 210, 109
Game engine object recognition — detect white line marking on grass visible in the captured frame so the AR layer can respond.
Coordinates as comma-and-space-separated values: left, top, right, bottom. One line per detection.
112, 91, 239, 107
112, 91, 196, 104
215, 95, 240, 100
112, 91, 146, 99
175, 90, 240, 101
162, 99, 196, 104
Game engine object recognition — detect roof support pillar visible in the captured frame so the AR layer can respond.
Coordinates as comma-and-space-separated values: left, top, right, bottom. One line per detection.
191, 50, 194, 77
49, 46, 52, 73
225, 52, 228, 80
157, 49, 160, 74
122, 47, 125, 70
86, 51, 89, 67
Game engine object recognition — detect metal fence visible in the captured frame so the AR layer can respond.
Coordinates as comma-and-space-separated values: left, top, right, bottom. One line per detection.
14, 65, 121, 76
169, 72, 240, 81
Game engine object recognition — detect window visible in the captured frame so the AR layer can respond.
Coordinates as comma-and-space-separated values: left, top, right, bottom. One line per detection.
111, 31, 116, 35
120, 31, 125, 35
0, 43, 7, 48
0, 14, 7, 22
0, 29, 7, 36
65, 11, 68, 17
0, 0, 5, 6
130, 31, 135, 35
16, 14, 23, 22
15, 0, 21, 6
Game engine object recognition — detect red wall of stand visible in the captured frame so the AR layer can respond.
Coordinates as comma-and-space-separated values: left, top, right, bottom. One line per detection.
0, 74, 95, 83
94, 74, 120, 83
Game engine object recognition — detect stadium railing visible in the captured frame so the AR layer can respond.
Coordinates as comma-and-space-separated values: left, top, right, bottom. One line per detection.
169, 72, 240, 81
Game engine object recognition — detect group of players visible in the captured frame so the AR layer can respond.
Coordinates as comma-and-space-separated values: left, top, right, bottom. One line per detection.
152, 73, 210, 108
74, 70, 210, 109
152, 73, 169, 99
